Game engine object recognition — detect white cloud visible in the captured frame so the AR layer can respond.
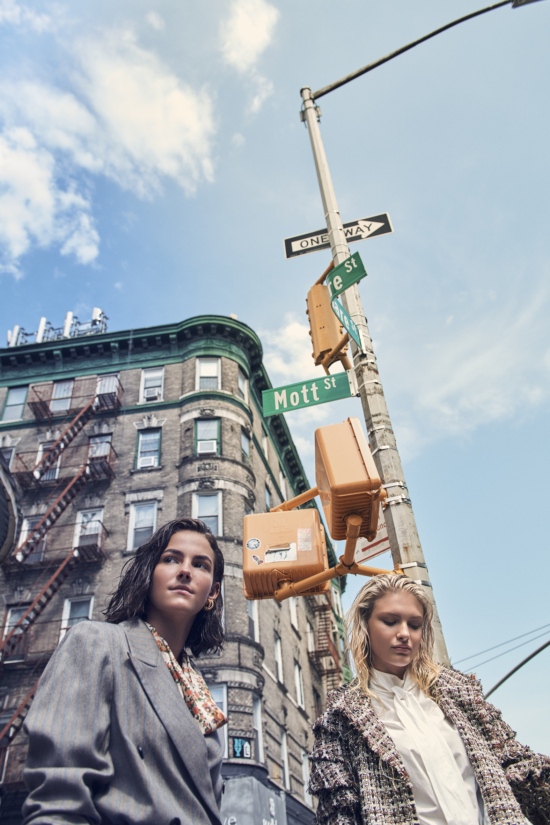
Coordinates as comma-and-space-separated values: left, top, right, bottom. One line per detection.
145, 11, 165, 31
220, 0, 279, 73
0, 127, 99, 273
248, 75, 274, 114
261, 313, 315, 382
0, 26, 216, 273
0, 0, 52, 31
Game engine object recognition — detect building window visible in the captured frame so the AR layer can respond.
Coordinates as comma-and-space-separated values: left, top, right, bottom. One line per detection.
128, 501, 157, 551
2, 387, 27, 421
140, 367, 164, 403
193, 492, 222, 535
278, 467, 286, 500
241, 429, 250, 460
313, 687, 322, 719
19, 518, 46, 564
307, 620, 315, 653
237, 368, 248, 402
3, 606, 30, 661
208, 684, 228, 757
294, 661, 305, 708
289, 597, 299, 631
253, 695, 264, 763
244, 499, 254, 517
301, 749, 313, 806
331, 584, 343, 618
50, 379, 74, 413
35, 441, 60, 482
137, 429, 161, 469
274, 632, 284, 682
195, 419, 220, 456
265, 485, 271, 511
247, 599, 260, 643
97, 373, 119, 396
74, 508, 104, 549
262, 429, 269, 459
281, 729, 290, 790
88, 433, 112, 459
60, 596, 93, 638
0, 446, 14, 468
196, 357, 220, 391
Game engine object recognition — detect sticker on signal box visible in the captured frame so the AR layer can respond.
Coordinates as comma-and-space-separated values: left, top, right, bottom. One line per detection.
246, 538, 261, 550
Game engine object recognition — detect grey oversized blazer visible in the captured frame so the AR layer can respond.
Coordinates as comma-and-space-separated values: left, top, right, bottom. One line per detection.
23, 618, 224, 825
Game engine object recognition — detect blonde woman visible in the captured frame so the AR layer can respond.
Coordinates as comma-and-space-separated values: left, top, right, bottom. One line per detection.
309, 574, 550, 825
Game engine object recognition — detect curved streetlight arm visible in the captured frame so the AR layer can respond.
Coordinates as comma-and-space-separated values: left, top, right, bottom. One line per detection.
312, 0, 532, 101
484, 637, 550, 699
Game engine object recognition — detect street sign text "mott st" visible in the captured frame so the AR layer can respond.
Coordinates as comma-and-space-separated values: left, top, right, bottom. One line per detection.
262, 372, 357, 417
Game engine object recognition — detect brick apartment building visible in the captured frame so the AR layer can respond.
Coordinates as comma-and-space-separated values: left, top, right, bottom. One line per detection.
0, 312, 349, 825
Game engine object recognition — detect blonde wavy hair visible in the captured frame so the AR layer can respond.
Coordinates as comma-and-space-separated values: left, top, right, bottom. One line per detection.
347, 574, 440, 696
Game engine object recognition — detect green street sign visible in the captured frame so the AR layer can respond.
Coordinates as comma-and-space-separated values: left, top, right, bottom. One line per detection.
326, 252, 367, 300
263, 371, 357, 417
331, 298, 363, 350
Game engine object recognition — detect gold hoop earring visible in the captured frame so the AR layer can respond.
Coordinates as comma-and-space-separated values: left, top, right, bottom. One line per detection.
204, 598, 215, 612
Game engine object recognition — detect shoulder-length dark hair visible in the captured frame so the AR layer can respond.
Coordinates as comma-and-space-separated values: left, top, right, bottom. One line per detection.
104, 518, 224, 657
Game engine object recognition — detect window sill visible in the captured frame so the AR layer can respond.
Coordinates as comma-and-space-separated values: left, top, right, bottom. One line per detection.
130, 465, 164, 474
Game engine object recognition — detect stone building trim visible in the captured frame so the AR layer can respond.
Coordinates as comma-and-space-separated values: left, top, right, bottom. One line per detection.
177, 478, 252, 499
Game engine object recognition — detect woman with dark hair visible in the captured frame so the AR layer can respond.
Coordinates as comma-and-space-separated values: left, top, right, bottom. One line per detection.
309, 574, 550, 825
23, 518, 227, 825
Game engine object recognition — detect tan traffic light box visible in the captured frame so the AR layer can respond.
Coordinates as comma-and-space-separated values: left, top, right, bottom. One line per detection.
315, 417, 383, 541
243, 508, 329, 599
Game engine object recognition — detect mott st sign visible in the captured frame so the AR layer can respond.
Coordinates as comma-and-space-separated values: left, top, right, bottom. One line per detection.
263, 371, 358, 417
327, 252, 367, 300
284, 213, 392, 259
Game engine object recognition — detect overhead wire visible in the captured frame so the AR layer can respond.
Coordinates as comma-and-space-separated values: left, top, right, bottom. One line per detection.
464, 630, 550, 671
453, 621, 550, 665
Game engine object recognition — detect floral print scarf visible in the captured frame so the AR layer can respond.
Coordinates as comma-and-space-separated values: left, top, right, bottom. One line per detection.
145, 622, 227, 735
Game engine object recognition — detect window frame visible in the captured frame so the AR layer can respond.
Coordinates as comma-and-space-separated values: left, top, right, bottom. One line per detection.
136, 428, 162, 469
237, 367, 249, 403
196, 357, 221, 392
301, 748, 313, 806
247, 599, 260, 643
73, 508, 104, 549
192, 491, 222, 536
1, 386, 27, 422
127, 500, 158, 552
0, 446, 15, 469
241, 428, 251, 461
274, 632, 284, 683
60, 596, 94, 639
294, 660, 305, 709
140, 367, 164, 403
50, 379, 74, 413
207, 683, 228, 757
3, 605, 31, 661
19, 517, 46, 564
194, 418, 220, 457
281, 729, 290, 790
289, 596, 299, 631
253, 695, 265, 763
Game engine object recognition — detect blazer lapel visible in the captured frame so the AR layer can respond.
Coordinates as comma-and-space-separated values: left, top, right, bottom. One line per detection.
122, 620, 221, 823
333, 685, 410, 779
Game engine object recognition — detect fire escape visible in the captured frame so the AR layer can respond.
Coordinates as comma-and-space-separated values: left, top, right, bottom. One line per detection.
0, 377, 123, 772
307, 590, 344, 697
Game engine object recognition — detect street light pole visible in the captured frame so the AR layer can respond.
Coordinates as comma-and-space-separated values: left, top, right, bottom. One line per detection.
300, 87, 449, 664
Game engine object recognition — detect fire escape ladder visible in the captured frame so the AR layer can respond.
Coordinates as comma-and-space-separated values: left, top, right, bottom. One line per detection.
32, 397, 97, 481
0, 678, 41, 748
15, 466, 89, 563
0, 549, 77, 661
311, 597, 342, 692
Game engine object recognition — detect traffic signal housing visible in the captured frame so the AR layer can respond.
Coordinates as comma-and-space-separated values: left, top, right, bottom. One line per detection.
243, 508, 329, 599
315, 417, 385, 541
306, 283, 350, 373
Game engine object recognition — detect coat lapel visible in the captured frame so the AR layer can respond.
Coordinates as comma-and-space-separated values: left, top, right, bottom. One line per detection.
331, 684, 410, 779
122, 620, 221, 823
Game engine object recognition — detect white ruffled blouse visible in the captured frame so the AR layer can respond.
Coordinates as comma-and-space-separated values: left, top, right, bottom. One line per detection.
370, 668, 488, 825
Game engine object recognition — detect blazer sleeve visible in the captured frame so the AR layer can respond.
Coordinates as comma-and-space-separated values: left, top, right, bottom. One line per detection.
309, 710, 362, 824
460, 673, 550, 825
23, 621, 116, 825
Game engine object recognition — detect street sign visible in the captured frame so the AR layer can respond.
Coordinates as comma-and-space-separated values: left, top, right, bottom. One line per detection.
263, 371, 357, 417
284, 213, 392, 259
331, 298, 363, 350
326, 252, 367, 300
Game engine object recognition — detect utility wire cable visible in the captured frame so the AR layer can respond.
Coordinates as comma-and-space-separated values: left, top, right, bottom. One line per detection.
485, 637, 550, 699
453, 621, 550, 665
465, 631, 550, 671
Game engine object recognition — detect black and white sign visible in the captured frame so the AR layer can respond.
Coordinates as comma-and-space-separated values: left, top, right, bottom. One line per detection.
284, 213, 392, 259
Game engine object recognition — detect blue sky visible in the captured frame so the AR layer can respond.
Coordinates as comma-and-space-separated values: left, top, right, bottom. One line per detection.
1, 0, 549, 750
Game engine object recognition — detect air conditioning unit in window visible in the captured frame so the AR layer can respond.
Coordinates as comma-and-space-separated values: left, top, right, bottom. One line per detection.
197, 440, 217, 455
138, 456, 157, 468
143, 388, 161, 401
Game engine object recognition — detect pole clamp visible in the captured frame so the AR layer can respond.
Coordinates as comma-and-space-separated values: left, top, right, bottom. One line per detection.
382, 495, 411, 507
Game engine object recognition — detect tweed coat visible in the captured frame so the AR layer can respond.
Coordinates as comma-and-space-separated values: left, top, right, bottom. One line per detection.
309, 667, 550, 825
23, 619, 224, 825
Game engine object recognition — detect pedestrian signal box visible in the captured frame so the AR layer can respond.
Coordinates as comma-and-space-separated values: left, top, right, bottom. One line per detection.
243, 509, 329, 600
315, 417, 384, 541
306, 283, 349, 372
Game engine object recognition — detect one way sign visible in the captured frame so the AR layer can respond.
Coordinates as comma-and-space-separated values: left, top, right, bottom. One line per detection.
284, 213, 392, 259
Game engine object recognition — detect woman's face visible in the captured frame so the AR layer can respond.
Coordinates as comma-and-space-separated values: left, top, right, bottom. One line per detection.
147, 530, 219, 624
366, 590, 424, 678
